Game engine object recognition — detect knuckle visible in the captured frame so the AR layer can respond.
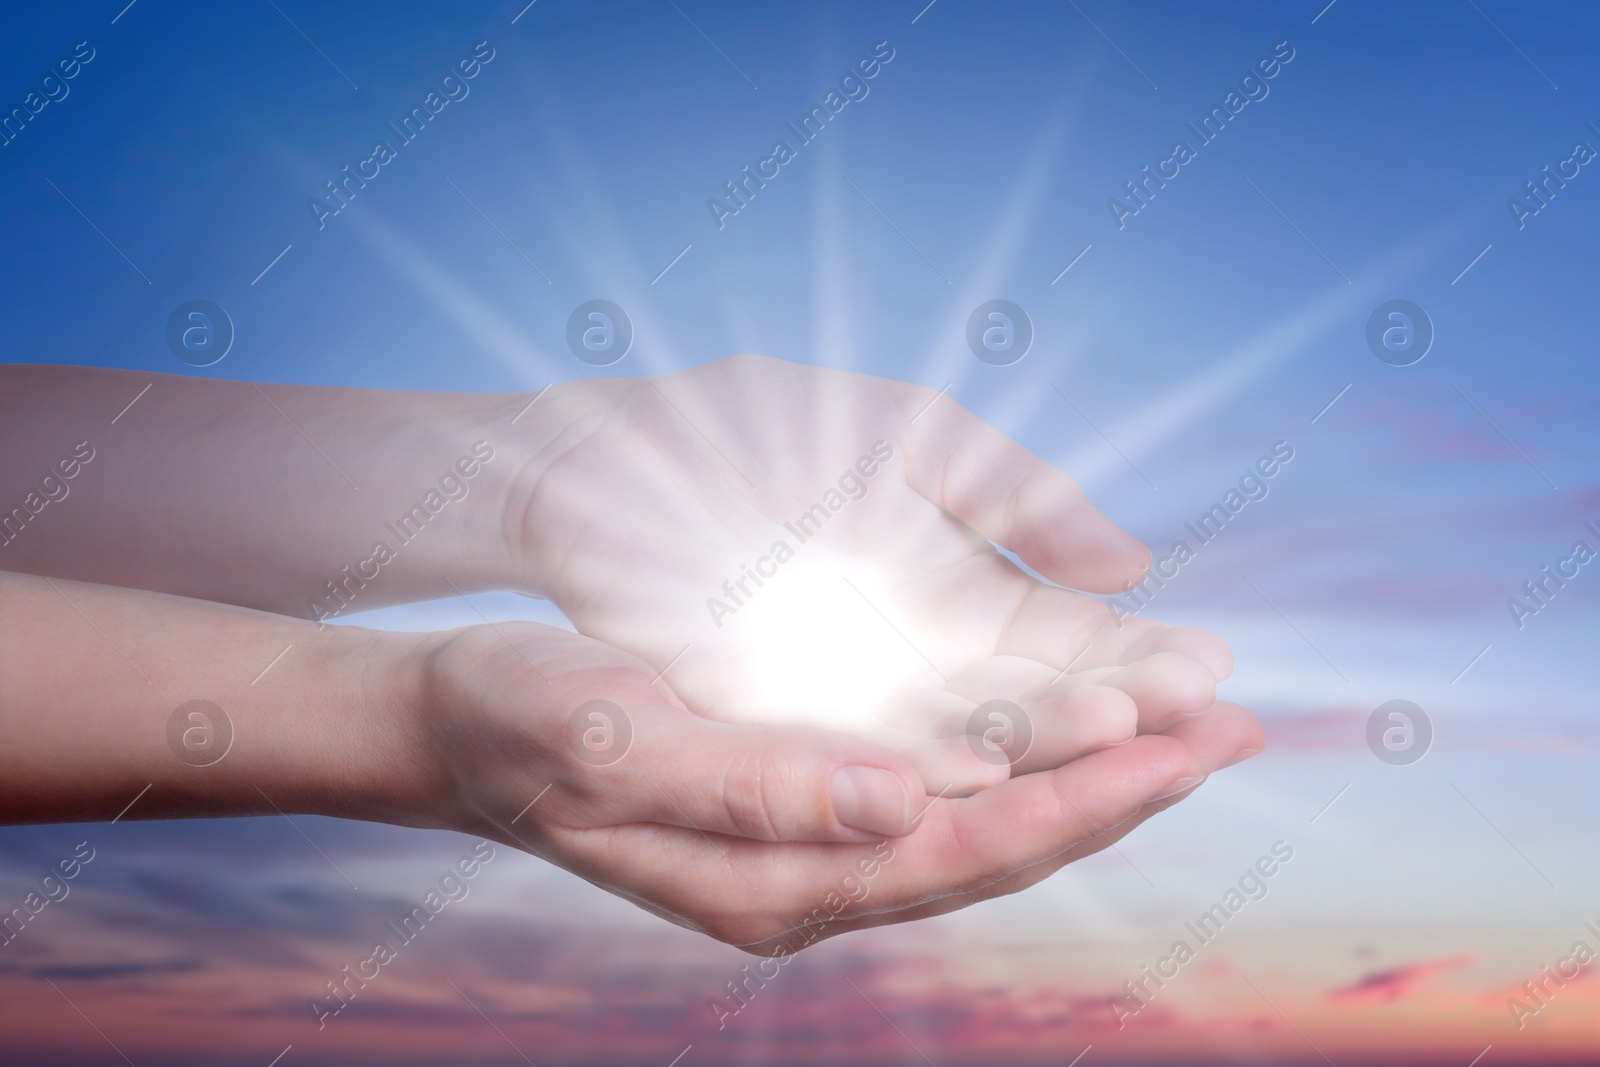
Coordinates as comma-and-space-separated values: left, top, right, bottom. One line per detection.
716, 748, 794, 841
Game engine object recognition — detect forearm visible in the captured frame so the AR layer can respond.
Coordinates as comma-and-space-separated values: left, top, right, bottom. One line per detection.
0, 568, 437, 827
0, 365, 531, 618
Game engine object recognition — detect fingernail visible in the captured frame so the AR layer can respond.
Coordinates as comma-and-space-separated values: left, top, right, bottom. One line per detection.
1105, 723, 1139, 747
1148, 775, 1205, 802
831, 766, 912, 837
1224, 746, 1263, 768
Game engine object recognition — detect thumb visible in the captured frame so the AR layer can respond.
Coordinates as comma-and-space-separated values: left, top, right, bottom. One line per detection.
900, 391, 1150, 593
585, 698, 928, 843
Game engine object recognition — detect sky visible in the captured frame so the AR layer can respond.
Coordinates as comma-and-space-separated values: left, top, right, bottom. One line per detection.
3, 0, 1600, 1063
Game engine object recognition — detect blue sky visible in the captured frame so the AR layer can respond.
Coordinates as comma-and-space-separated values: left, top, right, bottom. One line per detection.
3, 0, 1600, 1062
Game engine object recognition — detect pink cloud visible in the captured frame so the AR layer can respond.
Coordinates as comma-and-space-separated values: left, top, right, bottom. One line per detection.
1255, 704, 1600, 755
1327, 955, 1474, 1005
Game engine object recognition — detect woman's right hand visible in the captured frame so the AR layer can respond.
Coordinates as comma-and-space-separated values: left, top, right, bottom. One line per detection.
413, 620, 1263, 953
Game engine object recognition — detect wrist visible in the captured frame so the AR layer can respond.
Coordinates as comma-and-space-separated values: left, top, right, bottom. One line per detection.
357, 390, 529, 603
486, 376, 638, 598
297, 624, 456, 831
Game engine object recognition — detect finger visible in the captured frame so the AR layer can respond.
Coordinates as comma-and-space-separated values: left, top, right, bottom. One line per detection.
943, 655, 1059, 702
898, 392, 1150, 593
896, 735, 1011, 797
949, 650, 1214, 735
1115, 622, 1235, 682
959, 703, 1264, 894
997, 584, 1234, 681
1153, 700, 1264, 772
783, 716, 1262, 947
578, 698, 930, 844
1008, 683, 1139, 774
873, 686, 976, 736
553, 731, 1210, 952
873, 671, 1134, 781
852, 733, 1203, 908
1104, 652, 1218, 731
746, 710, 1265, 950
776, 811, 1148, 947
868, 690, 1013, 796
934, 660, 1141, 771
876, 674, 1138, 780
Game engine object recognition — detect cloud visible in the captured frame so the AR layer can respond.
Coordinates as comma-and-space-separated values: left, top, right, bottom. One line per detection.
1256, 705, 1370, 752
21, 958, 203, 982
1327, 955, 1474, 1005
1256, 704, 1600, 755
1478, 960, 1599, 1017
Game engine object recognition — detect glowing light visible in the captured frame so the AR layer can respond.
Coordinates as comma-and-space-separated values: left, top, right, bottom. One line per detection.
730, 555, 938, 731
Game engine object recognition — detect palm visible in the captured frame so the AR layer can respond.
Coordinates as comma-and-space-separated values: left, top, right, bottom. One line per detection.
422, 619, 1261, 953
509, 357, 1230, 792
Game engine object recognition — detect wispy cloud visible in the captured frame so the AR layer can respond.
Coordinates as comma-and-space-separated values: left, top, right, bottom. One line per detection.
1327, 955, 1475, 1005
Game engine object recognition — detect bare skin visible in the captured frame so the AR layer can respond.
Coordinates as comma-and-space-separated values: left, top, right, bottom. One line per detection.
0, 356, 1240, 794
0, 570, 1261, 952
0, 356, 1264, 949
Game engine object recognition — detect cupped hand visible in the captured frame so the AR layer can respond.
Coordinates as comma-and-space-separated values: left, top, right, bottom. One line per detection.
415, 620, 1262, 951
502, 355, 1234, 793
